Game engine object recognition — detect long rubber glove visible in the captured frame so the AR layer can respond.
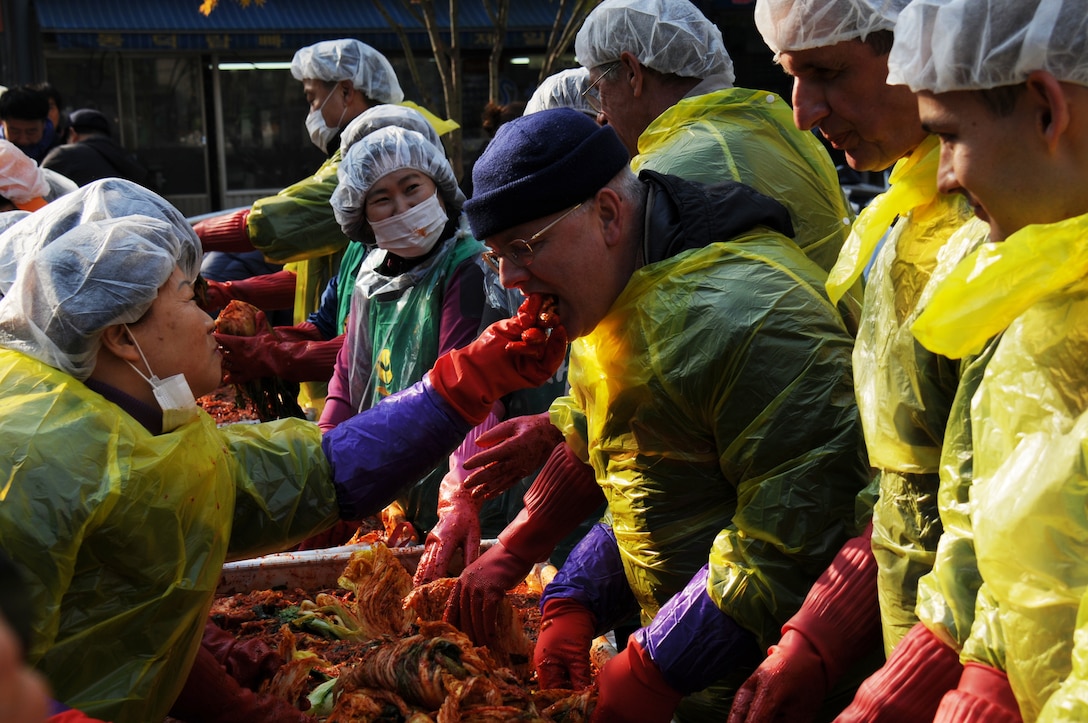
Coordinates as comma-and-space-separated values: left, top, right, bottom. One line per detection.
169, 645, 313, 723
833, 622, 962, 723
193, 207, 253, 254
413, 405, 503, 586
199, 621, 282, 691
462, 411, 563, 501
428, 293, 568, 425
202, 269, 297, 316
216, 331, 343, 385
443, 442, 604, 646
934, 663, 1023, 723
535, 597, 597, 690
591, 637, 683, 723
729, 524, 880, 723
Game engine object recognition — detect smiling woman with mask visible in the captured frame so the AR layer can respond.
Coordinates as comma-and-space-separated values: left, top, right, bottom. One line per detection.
321, 125, 501, 563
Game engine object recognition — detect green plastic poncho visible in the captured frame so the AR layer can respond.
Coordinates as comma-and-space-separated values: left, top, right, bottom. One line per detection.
912, 211, 1088, 720
550, 231, 867, 653
631, 87, 854, 275
838, 136, 985, 652
0, 349, 340, 723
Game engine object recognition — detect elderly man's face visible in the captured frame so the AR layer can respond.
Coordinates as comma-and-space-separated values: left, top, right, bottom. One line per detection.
484, 200, 621, 340
779, 39, 926, 172
2, 118, 45, 148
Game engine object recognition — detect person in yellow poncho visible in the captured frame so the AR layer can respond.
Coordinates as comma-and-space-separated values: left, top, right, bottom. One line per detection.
574, 0, 855, 277
0, 178, 566, 723
443, 108, 869, 723
833, 1, 1088, 721
727, 2, 993, 721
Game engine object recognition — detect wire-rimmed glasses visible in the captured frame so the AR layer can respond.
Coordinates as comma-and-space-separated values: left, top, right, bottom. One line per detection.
482, 203, 583, 272
581, 62, 620, 114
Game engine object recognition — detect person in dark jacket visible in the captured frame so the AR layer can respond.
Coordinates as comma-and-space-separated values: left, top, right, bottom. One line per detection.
41, 109, 154, 189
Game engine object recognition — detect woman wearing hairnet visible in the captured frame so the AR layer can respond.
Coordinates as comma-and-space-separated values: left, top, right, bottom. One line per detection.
0, 179, 565, 723
319, 125, 511, 584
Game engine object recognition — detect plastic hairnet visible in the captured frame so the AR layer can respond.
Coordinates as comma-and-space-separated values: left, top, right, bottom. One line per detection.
0, 178, 197, 298
575, 0, 735, 83
0, 213, 199, 381
755, 0, 910, 55
340, 104, 443, 153
331, 125, 465, 242
290, 39, 405, 104
525, 68, 597, 116
888, 0, 1088, 93
0, 139, 49, 204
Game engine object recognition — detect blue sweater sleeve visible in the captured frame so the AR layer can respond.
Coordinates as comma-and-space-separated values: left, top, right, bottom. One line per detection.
306, 274, 340, 340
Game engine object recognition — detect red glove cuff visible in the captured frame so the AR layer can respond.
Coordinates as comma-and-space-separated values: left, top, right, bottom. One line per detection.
937, 663, 1021, 722
784, 522, 880, 687
219, 269, 297, 310
499, 443, 603, 564
593, 638, 682, 723
195, 208, 252, 253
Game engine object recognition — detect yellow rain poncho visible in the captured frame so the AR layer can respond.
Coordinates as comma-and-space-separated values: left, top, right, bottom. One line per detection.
632, 87, 854, 275
0, 350, 339, 723
834, 135, 986, 652
912, 211, 1088, 720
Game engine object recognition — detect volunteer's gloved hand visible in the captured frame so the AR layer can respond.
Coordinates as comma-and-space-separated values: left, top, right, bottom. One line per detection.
934, 663, 1023, 723
193, 207, 253, 254
534, 597, 596, 690
463, 412, 563, 500
833, 622, 962, 723
215, 332, 343, 385
201, 269, 298, 316
592, 637, 683, 723
730, 526, 880, 723
414, 468, 482, 586
200, 620, 282, 690
429, 294, 567, 425
444, 443, 603, 646
170, 645, 313, 723
729, 628, 825, 723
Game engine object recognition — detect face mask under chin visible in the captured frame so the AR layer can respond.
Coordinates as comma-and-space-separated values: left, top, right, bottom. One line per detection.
123, 324, 200, 432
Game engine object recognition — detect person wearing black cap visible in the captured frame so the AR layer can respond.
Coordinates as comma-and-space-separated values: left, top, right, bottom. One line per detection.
41, 109, 153, 189
443, 107, 869, 722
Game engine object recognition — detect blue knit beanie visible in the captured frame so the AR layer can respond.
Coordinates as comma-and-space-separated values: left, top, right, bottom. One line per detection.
464, 107, 630, 240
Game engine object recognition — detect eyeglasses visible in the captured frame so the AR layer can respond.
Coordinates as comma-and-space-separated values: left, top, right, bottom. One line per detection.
482, 203, 583, 272
581, 62, 619, 114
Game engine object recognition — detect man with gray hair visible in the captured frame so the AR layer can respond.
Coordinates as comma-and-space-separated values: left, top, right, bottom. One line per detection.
727, 1, 993, 719
826, 0, 1088, 720
575, 0, 854, 275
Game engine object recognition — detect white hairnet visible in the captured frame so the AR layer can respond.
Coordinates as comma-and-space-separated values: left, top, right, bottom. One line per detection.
0, 139, 49, 205
341, 104, 444, 154
0, 178, 197, 298
575, 0, 735, 84
0, 209, 200, 380
889, 0, 1088, 93
525, 68, 596, 117
290, 38, 405, 104
755, 0, 910, 55
331, 126, 465, 242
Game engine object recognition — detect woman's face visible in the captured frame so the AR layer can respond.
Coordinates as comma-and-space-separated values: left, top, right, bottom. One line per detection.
364, 168, 442, 223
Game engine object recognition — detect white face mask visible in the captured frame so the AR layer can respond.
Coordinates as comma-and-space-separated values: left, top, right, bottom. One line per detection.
124, 325, 199, 432
305, 87, 348, 153
369, 190, 449, 258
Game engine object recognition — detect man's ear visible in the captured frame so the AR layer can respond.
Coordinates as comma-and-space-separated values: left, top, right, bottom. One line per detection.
619, 51, 645, 98
99, 324, 142, 365
595, 187, 623, 247
1027, 70, 1069, 154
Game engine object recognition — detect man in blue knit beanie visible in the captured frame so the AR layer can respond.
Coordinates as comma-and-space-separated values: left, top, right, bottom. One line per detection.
446, 107, 870, 722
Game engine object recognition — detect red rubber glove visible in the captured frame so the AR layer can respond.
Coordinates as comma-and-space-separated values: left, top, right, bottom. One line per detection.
462, 411, 564, 500
591, 636, 683, 723
428, 293, 568, 425
443, 443, 604, 646
215, 331, 343, 384
48, 711, 110, 722
934, 663, 1022, 723
201, 269, 297, 316
200, 621, 282, 691
534, 597, 597, 690
170, 645, 313, 723
193, 207, 253, 254
833, 622, 962, 723
729, 525, 880, 723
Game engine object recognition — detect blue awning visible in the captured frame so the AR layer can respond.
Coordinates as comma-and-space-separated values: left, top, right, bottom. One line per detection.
35, 0, 577, 52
